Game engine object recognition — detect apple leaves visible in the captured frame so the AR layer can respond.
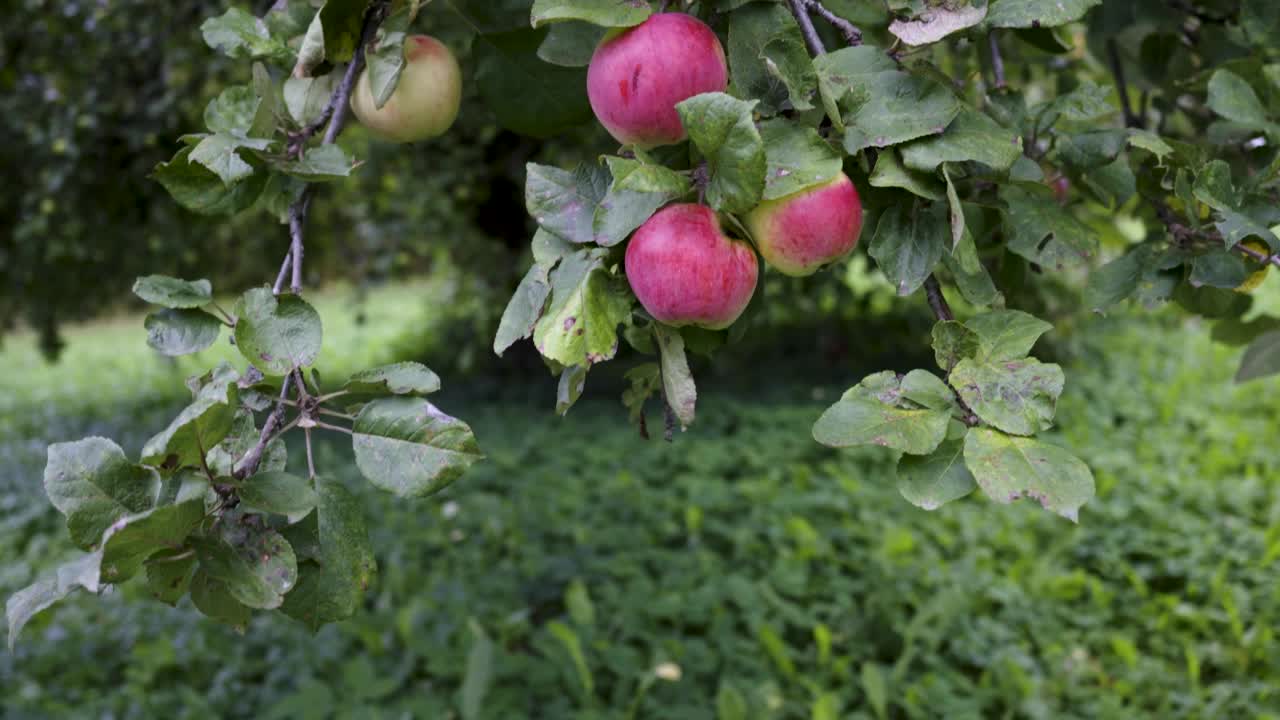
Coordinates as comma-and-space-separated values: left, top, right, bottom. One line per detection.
816, 310, 1094, 520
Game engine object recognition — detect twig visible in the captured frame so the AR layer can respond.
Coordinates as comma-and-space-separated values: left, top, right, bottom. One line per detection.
923, 275, 955, 322
1152, 195, 1280, 268
273, 250, 292, 295
235, 374, 294, 479
786, 0, 827, 56
279, 0, 390, 296
988, 31, 1006, 89
1106, 38, 1142, 129
1236, 241, 1280, 268
804, 0, 861, 46
304, 427, 317, 480
315, 420, 355, 435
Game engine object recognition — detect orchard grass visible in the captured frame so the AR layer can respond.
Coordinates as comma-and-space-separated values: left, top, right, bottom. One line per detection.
2, 283, 1278, 717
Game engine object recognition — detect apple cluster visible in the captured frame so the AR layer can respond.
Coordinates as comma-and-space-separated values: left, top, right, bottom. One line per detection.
588, 13, 864, 330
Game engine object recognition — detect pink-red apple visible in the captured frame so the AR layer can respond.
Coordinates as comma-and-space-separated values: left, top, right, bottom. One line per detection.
744, 173, 864, 277
587, 13, 728, 148
625, 204, 758, 330
351, 35, 462, 143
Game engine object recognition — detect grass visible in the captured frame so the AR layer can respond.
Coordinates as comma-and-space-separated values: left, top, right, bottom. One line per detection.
2, 280, 1279, 719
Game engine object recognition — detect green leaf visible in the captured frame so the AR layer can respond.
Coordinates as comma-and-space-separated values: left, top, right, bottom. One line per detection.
6, 552, 101, 649
530, 0, 651, 27
603, 156, 692, 196
275, 145, 356, 182
533, 249, 633, 367
1127, 130, 1174, 161
868, 201, 947, 296
365, 31, 408, 109
963, 309, 1053, 362
1192, 161, 1277, 249
1000, 183, 1097, 270
676, 93, 767, 214
537, 21, 605, 67
494, 263, 553, 356
1236, 330, 1280, 383
556, 365, 589, 416
205, 85, 262, 136
900, 107, 1022, 172
814, 373, 951, 454
621, 362, 662, 429
44, 438, 160, 550
869, 150, 944, 201
963, 428, 1095, 522
236, 472, 319, 522
899, 369, 955, 410
932, 320, 981, 373
1241, 0, 1280, 48
201, 7, 291, 60
986, 0, 1101, 29
839, 71, 962, 153
284, 74, 340, 127
1206, 69, 1274, 129
889, 3, 987, 45
189, 568, 252, 630
944, 229, 1004, 308
343, 362, 442, 396
525, 163, 609, 244
951, 357, 1065, 436
593, 175, 670, 248
133, 276, 213, 309
153, 146, 269, 216
1084, 246, 1149, 312
474, 29, 593, 138
655, 324, 697, 429
140, 363, 240, 468
727, 3, 815, 115
194, 519, 298, 610
897, 438, 977, 510
233, 288, 324, 375
145, 548, 198, 606
1033, 79, 1113, 129
319, 0, 369, 63
279, 476, 378, 631
352, 397, 483, 497
759, 120, 844, 200
813, 46, 899, 132
145, 309, 222, 357
99, 500, 205, 584
461, 620, 496, 720
1191, 251, 1249, 289
190, 133, 272, 185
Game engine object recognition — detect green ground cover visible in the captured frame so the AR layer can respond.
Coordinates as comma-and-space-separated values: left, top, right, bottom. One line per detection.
1, 282, 1278, 719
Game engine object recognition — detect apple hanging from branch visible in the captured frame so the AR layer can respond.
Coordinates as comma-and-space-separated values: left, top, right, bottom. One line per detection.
744, 172, 864, 277
351, 34, 462, 143
625, 204, 759, 330
587, 13, 729, 148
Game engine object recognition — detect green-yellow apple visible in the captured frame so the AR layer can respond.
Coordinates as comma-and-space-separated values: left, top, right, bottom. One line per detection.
625, 204, 758, 330
744, 173, 864, 277
586, 13, 728, 148
351, 35, 461, 143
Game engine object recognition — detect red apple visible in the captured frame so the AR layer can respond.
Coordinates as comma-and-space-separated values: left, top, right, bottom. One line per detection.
586, 13, 729, 148
625, 204, 758, 330
351, 35, 462, 143
744, 172, 864, 277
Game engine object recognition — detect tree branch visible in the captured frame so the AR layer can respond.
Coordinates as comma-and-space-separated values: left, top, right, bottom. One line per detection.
279, 0, 390, 295
235, 375, 294, 480
804, 0, 862, 46
988, 31, 1006, 89
1150, 195, 1280, 268
786, 0, 827, 56
1106, 38, 1142, 129
923, 275, 955, 322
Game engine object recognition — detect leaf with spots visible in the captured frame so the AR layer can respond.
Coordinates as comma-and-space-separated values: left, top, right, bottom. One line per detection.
233, 288, 323, 375
1000, 183, 1096, 270
192, 516, 298, 610
950, 357, 1064, 436
676, 93, 767, 214
814, 372, 951, 455
146, 548, 198, 606
533, 249, 634, 367
759, 119, 844, 201
352, 397, 483, 497
963, 428, 1095, 522
963, 309, 1054, 362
